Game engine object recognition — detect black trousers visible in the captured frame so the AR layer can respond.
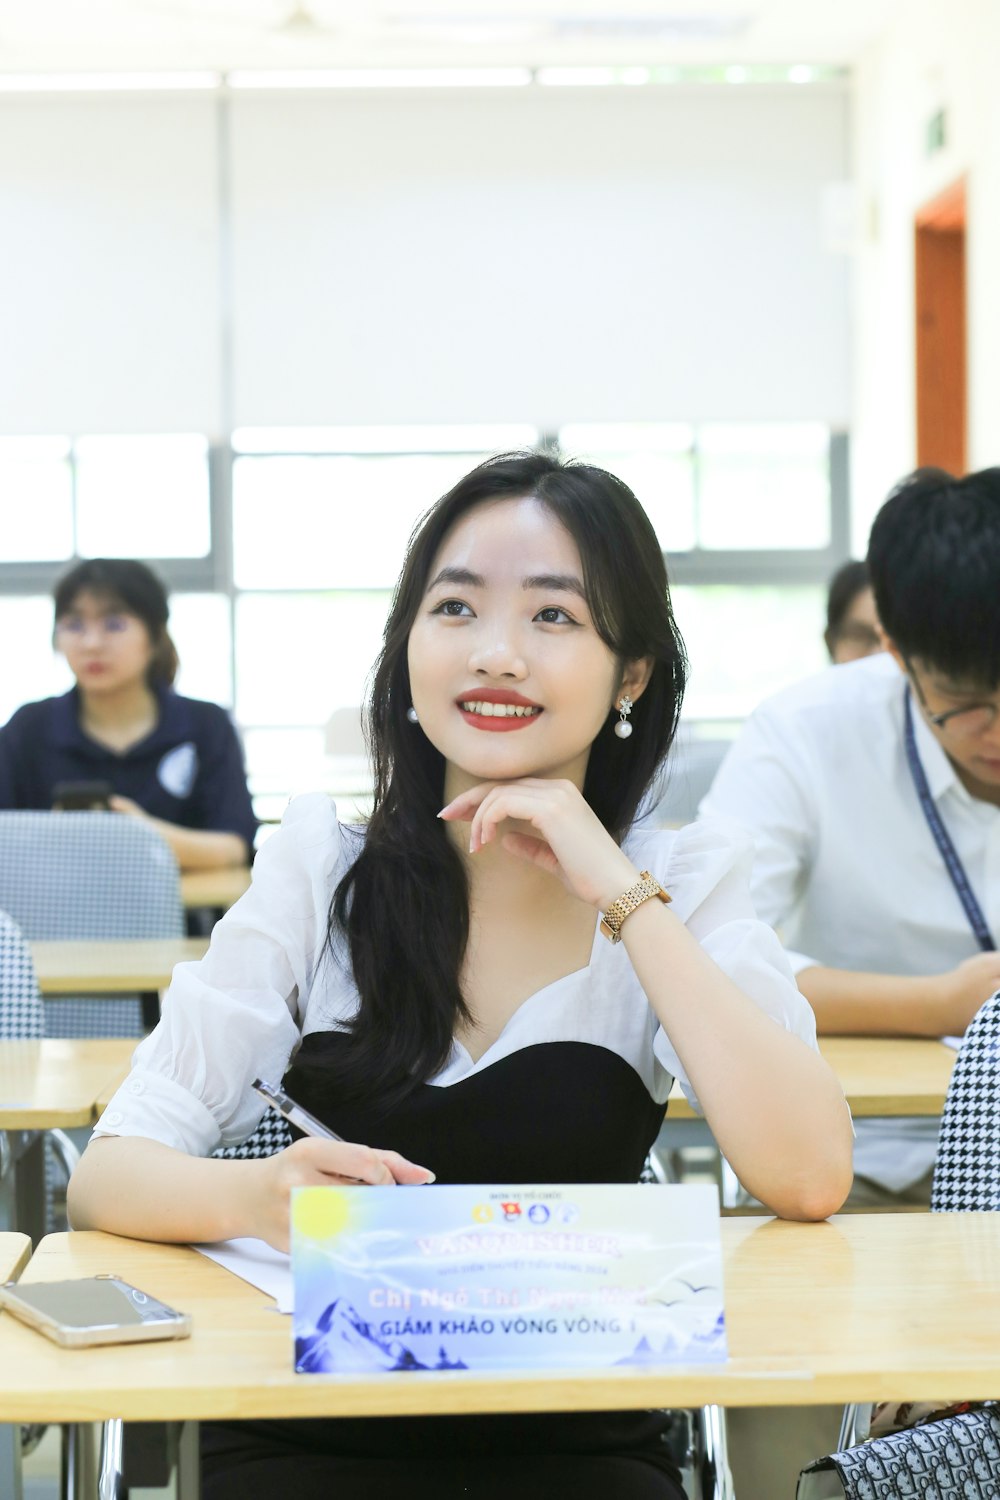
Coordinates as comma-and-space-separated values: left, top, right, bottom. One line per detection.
202, 1412, 686, 1500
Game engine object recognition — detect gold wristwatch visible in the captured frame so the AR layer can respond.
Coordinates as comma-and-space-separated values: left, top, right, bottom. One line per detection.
599, 870, 671, 944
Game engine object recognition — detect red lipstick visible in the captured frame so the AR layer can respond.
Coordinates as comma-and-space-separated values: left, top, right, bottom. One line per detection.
455, 688, 543, 733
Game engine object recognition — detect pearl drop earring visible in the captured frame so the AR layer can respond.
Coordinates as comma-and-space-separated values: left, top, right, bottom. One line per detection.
614, 696, 633, 739
406, 706, 419, 724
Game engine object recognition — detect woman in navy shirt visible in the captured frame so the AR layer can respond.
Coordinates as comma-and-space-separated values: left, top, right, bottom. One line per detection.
0, 559, 256, 868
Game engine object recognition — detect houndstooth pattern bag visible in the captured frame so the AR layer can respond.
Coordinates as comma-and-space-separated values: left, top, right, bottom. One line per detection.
798, 1408, 1000, 1499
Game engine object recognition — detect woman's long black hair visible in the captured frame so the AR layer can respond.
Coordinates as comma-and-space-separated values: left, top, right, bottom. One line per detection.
325, 451, 687, 1105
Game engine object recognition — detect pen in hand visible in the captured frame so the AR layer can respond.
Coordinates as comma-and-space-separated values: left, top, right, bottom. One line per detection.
252, 1077, 345, 1142
252, 1078, 436, 1187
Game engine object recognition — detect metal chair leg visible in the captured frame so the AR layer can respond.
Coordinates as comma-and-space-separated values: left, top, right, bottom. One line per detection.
176, 1420, 202, 1500
695, 1404, 736, 1500
836, 1401, 871, 1450
97, 1419, 124, 1500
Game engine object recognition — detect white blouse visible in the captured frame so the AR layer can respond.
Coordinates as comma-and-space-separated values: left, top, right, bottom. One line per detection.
94, 792, 817, 1156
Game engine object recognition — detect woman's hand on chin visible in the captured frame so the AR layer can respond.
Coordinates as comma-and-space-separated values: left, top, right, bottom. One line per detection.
439, 778, 639, 911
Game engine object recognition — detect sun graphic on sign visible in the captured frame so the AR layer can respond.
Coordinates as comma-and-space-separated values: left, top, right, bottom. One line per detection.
292, 1187, 354, 1242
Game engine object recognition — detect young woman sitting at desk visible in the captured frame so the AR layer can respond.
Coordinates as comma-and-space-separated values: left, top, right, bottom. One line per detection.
0, 557, 256, 870
70, 454, 852, 1500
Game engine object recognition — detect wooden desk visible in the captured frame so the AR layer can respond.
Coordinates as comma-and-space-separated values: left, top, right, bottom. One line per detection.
180, 868, 251, 912
5, 1213, 998, 1422
0, 1039, 136, 1245
0, 1232, 31, 1284
668, 1036, 956, 1121
0, 1039, 135, 1131
31, 938, 209, 996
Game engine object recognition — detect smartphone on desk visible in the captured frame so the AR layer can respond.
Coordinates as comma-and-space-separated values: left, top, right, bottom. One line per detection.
0, 1275, 191, 1347
52, 779, 113, 812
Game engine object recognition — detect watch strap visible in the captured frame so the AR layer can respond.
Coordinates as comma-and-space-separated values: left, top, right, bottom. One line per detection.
599, 870, 670, 944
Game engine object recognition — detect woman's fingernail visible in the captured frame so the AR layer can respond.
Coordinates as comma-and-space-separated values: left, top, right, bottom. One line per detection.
424, 1172, 436, 1183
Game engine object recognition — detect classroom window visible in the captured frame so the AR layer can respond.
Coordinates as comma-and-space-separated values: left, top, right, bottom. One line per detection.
234, 591, 392, 727
1, 421, 847, 813
557, 424, 697, 551
0, 595, 72, 726
672, 583, 828, 719
0, 437, 74, 562
75, 434, 211, 559
557, 421, 835, 554
232, 452, 491, 591
169, 593, 233, 709
696, 422, 831, 549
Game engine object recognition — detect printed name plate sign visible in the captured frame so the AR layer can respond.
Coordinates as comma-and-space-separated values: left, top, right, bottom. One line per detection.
291, 1182, 725, 1375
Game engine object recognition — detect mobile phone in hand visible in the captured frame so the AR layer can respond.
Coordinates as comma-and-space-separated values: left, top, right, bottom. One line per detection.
0, 1275, 191, 1347
52, 780, 113, 812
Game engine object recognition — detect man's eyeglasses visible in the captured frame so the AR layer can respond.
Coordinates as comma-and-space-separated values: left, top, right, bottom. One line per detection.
903, 654, 1000, 739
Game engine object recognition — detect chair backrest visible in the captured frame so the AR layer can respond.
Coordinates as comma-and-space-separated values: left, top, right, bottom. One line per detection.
648, 731, 734, 828
931, 989, 1000, 1211
0, 811, 184, 940
0, 908, 44, 1039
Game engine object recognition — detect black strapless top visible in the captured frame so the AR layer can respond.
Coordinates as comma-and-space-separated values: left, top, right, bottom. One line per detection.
283, 1033, 667, 1183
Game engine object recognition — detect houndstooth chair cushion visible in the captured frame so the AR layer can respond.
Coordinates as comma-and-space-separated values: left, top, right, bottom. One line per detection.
0, 909, 44, 1040
0, 908, 79, 1231
931, 989, 1000, 1211
0, 811, 183, 1040
213, 1113, 293, 1161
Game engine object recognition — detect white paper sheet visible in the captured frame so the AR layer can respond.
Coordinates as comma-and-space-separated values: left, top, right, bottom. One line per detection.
192, 1236, 293, 1312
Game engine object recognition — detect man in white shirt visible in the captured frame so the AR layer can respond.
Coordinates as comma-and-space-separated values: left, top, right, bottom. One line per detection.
702, 465, 1000, 1200
702, 467, 1000, 1500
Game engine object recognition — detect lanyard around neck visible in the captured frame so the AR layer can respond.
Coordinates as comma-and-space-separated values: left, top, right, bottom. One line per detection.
903, 687, 996, 952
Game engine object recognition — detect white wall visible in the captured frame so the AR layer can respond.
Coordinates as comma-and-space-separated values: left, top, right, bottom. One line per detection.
230, 87, 851, 429
850, 0, 1000, 552
0, 85, 850, 438
0, 97, 222, 435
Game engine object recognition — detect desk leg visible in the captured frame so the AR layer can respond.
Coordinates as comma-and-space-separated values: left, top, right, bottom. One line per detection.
12, 1132, 46, 1247
0, 1422, 24, 1500
176, 1421, 201, 1500
63, 1423, 99, 1500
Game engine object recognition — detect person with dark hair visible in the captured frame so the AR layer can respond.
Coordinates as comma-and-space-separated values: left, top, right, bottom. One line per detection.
703, 465, 1000, 1204
70, 454, 850, 1499
0, 557, 256, 869
823, 558, 881, 663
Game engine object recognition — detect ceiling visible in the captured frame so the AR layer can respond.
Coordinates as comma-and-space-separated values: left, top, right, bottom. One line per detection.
0, 0, 906, 78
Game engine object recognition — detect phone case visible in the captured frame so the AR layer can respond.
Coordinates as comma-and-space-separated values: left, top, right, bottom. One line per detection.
0, 1279, 192, 1347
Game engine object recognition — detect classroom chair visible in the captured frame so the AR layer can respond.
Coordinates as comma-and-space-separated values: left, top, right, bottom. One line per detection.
930, 987, 1000, 1211
801, 990, 1000, 1496
648, 728, 734, 828
0, 908, 80, 1468
0, 906, 79, 1214
0, 810, 184, 1038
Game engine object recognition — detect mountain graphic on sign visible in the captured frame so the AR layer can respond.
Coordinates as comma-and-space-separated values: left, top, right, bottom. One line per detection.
615, 1311, 726, 1366
295, 1298, 466, 1374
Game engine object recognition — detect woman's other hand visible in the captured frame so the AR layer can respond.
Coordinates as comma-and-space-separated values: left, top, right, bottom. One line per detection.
246, 1137, 436, 1252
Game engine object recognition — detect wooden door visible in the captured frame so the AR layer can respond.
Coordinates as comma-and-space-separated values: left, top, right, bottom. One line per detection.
915, 179, 967, 476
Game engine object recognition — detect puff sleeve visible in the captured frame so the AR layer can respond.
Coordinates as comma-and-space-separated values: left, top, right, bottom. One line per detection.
638, 817, 818, 1114
92, 793, 344, 1155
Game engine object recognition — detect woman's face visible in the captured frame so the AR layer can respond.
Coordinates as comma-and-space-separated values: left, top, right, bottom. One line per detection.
829, 586, 882, 664
55, 590, 155, 697
407, 496, 642, 795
